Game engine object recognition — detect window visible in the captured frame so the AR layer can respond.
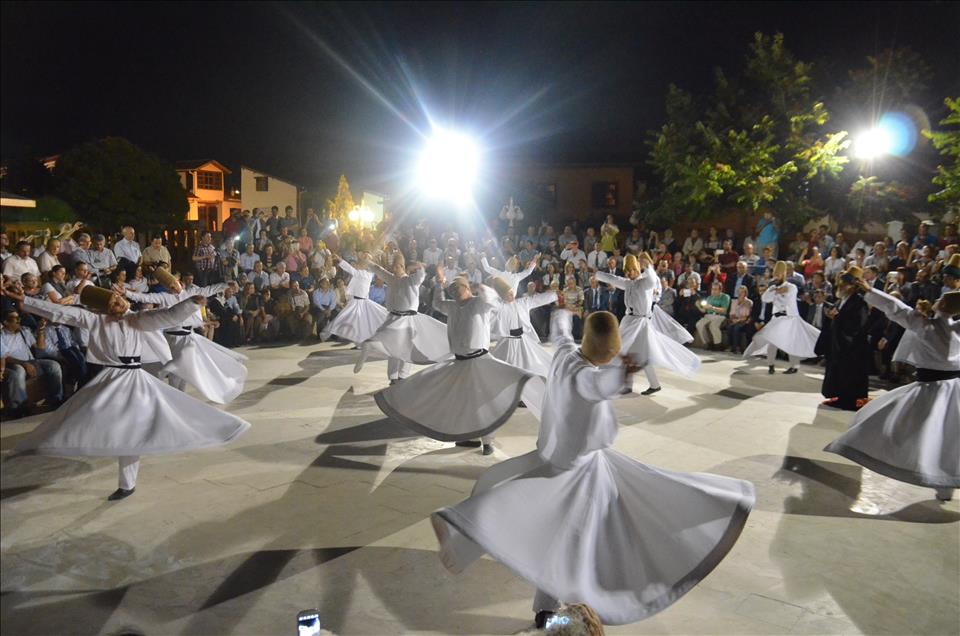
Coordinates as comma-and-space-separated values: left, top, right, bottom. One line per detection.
255, 176, 269, 192
197, 171, 223, 191
591, 181, 618, 208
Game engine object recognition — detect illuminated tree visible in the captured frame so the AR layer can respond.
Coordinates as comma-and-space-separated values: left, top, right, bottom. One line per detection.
326, 174, 355, 226
645, 33, 849, 231
924, 97, 960, 210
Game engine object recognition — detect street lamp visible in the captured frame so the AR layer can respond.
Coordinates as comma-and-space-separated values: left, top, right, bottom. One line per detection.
416, 128, 480, 203
853, 112, 919, 160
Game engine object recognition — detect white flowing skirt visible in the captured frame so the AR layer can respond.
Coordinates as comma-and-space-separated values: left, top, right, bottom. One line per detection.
620, 315, 700, 377
375, 354, 533, 441
355, 313, 452, 372
15, 367, 250, 457
491, 335, 554, 378
321, 297, 388, 344
825, 378, 960, 488
141, 329, 173, 365
651, 305, 693, 344
743, 315, 819, 359
489, 305, 510, 340
163, 331, 248, 404
432, 448, 755, 625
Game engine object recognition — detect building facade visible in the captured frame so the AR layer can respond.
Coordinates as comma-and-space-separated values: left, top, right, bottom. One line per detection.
240, 166, 299, 222
174, 160, 241, 231
491, 163, 640, 226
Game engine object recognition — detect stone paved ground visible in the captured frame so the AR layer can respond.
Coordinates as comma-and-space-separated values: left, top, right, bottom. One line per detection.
2, 341, 958, 635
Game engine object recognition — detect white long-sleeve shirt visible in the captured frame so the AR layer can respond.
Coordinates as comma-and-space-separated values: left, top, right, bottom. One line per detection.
125, 283, 227, 327
536, 311, 624, 469
113, 238, 142, 263
762, 282, 800, 317
366, 262, 425, 313
338, 260, 374, 298
866, 288, 959, 371
480, 257, 537, 294
23, 296, 198, 366
596, 268, 656, 316
498, 292, 557, 337
433, 284, 499, 355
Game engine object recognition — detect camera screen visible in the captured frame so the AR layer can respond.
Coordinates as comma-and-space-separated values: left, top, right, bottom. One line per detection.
297, 611, 320, 636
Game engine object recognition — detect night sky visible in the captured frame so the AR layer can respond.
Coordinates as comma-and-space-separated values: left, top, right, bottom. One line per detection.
2, 1, 958, 193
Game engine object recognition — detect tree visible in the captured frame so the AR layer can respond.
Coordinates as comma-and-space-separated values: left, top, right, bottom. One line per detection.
326, 174, 355, 227
645, 33, 849, 231
52, 137, 187, 230
923, 97, 960, 211
820, 48, 937, 229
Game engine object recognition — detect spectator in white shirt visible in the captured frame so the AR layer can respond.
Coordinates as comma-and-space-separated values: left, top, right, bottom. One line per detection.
269, 262, 291, 293
238, 243, 261, 273
2, 241, 40, 279
66, 262, 93, 295
249, 261, 270, 292
586, 245, 607, 271
0, 232, 11, 261
113, 226, 142, 278
86, 234, 118, 283
422, 238, 443, 267
560, 240, 587, 266
0, 310, 63, 415
36, 238, 62, 274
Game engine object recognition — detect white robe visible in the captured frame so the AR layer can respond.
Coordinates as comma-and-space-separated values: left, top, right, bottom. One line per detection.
490, 292, 557, 377
355, 265, 451, 370
18, 297, 250, 456
432, 312, 755, 625
743, 283, 819, 359
374, 285, 533, 441
320, 260, 388, 343
825, 289, 959, 488
126, 287, 248, 404
596, 269, 700, 377
481, 257, 537, 339
650, 273, 693, 344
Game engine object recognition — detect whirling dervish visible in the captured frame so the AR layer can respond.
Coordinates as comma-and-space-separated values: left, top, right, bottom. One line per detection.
743, 260, 819, 374
124, 268, 247, 404
596, 252, 700, 394
8, 285, 250, 501
481, 253, 539, 340
374, 269, 534, 455
319, 254, 388, 345
825, 285, 959, 502
354, 252, 451, 383
432, 309, 755, 627
489, 276, 558, 378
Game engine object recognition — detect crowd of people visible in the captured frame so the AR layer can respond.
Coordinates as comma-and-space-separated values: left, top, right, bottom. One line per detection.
2, 205, 958, 418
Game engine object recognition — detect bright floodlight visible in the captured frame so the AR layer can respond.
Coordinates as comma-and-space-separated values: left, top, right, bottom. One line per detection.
416, 129, 479, 201
854, 127, 893, 160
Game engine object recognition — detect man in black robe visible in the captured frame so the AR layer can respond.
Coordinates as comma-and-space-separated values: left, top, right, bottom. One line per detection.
820, 266, 871, 410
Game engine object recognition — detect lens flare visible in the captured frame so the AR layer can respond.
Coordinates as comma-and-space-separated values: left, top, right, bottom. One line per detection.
854, 111, 919, 159
416, 129, 480, 202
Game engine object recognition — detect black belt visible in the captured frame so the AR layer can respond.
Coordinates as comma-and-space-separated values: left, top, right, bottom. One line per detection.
455, 349, 488, 360
509, 327, 524, 337
391, 310, 417, 316
626, 309, 651, 318
353, 296, 366, 300
166, 330, 192, 336
106, 356, 142, 369
916, 368, 960, 382
774, 311, 787, 317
